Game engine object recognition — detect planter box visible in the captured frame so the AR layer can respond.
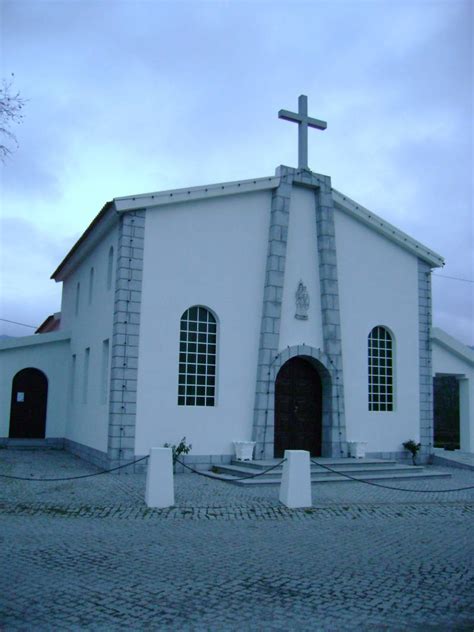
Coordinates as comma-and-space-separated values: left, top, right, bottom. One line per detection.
347, 441, 367, 458
233, 441, 255, 462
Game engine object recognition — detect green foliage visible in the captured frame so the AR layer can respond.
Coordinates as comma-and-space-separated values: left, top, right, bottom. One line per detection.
163, 437, 192, 465
403, 440, 421, 465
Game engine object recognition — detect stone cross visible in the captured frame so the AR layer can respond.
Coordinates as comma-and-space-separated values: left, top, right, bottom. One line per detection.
278, 95, 327, 170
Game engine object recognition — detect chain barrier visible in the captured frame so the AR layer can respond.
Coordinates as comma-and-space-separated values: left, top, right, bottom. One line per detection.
2, 453, 472, 493
174, 457, 287, 482
310, 458, 474, 493
0, 455, 150, 482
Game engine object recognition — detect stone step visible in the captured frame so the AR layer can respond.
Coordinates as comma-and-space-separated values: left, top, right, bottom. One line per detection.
205, 468, 451, 486
231, 458, 403, 471
217, 462, 429, 479
230, 458, 399, 470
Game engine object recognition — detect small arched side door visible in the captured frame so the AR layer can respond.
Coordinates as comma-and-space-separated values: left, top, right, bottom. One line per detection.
9, 368, 48, 438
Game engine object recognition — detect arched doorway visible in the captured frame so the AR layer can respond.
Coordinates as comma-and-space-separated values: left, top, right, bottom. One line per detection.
9, 368, 48, 438
274, 357, 322, 457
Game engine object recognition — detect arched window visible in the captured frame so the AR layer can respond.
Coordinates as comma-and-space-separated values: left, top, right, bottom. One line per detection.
75, 282, 81, 316
107, 246, 114, 290
368, 326, 393, 411
88, 267, 94, 305
178, 306, 217, 406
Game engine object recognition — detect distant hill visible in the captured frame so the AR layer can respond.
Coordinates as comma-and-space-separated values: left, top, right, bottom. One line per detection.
0, 335, 15, 340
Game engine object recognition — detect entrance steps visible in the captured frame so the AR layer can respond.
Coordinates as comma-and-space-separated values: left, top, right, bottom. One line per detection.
206, 457, 451, 486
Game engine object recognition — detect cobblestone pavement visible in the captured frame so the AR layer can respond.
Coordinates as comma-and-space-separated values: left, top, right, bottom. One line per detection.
1, 449, 473, 631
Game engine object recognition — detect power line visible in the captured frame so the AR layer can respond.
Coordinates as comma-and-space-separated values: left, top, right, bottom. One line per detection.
0, 318, 38, 329
433, 274, 474, 284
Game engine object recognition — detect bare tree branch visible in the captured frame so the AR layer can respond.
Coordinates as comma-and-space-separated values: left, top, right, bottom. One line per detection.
0, 74, 27, 160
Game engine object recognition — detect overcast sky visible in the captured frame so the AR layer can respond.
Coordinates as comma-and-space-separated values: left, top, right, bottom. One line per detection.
1, 0, 472, 345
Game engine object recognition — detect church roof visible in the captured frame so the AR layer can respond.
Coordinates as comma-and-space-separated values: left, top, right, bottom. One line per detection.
331, 189, 444, 267
52, 201, 116, 281
114, 171, 444, 268
113, 175, 281, 211
52, 170, 444, 280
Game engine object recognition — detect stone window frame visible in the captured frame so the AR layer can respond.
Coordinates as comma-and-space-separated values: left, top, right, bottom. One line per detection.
177, 306, 217, 407
368, 325, 394, 412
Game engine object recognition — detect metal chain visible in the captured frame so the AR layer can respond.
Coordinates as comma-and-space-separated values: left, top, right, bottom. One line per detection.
310, 458, 474, 493
0, 455, 149, 482
174, 457, 286, 482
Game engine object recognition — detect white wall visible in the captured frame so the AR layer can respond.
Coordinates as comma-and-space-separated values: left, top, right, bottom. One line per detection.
59, 226, 118, 451
279, 185, 323, 350
135, 191, 271, 456
0, 334, 70, 438
335, 208, 421, 453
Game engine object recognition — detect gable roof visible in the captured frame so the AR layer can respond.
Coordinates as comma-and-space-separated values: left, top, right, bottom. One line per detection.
51, 201, 116, 281
52, 168, 444, 280
331, 189, 444, 268
35, 312, 61, 334
113, 175, 280, 211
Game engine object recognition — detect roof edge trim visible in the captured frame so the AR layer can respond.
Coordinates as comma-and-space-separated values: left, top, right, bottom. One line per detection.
51, 201, 117, 281
114, 175, 280, 212
332, 189, 444, 268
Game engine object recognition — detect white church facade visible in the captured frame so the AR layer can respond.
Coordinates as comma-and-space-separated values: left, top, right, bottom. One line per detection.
1, 97, 472, 468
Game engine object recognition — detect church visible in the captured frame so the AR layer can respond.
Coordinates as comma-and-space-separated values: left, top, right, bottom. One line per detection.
1, 96, 472, 469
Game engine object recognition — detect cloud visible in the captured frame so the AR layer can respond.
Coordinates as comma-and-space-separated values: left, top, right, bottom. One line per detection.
0, 217, 77, 335
1, 0, 472, 345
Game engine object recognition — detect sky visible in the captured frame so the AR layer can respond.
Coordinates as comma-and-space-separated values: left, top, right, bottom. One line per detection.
0, 0, 473, 345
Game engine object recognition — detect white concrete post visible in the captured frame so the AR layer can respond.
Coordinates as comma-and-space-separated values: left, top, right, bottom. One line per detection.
279, 450, 312, 509
145, 447, 174, 508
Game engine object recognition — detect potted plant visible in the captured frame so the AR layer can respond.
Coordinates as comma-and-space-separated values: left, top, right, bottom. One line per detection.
402, 440, 421, 465
163, 437, 192, 471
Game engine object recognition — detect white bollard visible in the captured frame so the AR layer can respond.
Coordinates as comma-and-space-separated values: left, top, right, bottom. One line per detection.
145, 447, 175, 508
279, 450, 312, 509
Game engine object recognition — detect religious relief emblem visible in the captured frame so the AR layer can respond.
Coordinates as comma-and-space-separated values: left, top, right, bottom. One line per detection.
295, 281, 310, 320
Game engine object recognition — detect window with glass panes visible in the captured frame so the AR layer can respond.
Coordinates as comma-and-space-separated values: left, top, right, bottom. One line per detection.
368, 326, 393, 411
178, 306, 216, 406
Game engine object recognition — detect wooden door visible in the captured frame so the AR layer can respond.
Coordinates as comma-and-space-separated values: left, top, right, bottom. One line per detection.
274, 357, 322, 457
9, 368, 48, 438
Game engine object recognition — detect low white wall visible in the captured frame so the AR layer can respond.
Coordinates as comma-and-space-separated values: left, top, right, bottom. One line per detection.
0, 333, 70, 438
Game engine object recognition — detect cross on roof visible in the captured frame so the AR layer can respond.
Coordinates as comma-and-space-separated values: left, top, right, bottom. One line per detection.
278, 95, 327, 170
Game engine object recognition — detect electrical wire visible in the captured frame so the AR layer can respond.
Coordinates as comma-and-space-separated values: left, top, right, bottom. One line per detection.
0, 318, 38, 329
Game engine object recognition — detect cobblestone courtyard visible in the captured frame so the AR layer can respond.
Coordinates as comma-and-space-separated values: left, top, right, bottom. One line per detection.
1, 450, 473, 631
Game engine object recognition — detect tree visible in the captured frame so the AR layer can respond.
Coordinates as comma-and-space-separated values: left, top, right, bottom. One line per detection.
0, 74, 26, 160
